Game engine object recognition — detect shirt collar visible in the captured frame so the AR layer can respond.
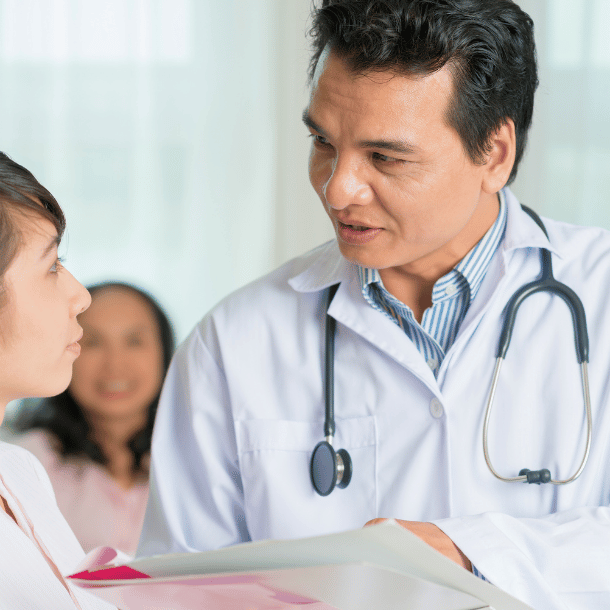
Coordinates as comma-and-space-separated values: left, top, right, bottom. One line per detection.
501, 186, 562, 258
288, 241, 353, 293
452, 188, 508, 302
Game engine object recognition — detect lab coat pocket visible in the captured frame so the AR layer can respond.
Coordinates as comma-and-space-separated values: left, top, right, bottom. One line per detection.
235, 416, 377, 541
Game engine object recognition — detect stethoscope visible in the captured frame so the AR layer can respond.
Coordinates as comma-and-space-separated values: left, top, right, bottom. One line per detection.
310, 205, 592, 496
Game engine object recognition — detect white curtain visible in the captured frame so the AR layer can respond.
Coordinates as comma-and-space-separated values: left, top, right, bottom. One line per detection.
0, 0, 330, 342
0, 0, 607, 342
512, 0, 610, 226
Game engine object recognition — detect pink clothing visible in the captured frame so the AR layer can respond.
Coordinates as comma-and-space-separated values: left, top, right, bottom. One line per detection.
0, 440, 116, 609
13, 430, 149, 557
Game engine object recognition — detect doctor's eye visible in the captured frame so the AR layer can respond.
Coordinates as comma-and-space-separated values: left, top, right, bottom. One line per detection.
371, 152, 405, 165
310, 134, 332, 149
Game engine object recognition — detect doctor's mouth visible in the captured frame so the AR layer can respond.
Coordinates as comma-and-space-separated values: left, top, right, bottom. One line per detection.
336, 220, 384, 245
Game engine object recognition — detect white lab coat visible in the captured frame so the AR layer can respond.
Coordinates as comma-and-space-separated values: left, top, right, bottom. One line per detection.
139, 188, 610, 610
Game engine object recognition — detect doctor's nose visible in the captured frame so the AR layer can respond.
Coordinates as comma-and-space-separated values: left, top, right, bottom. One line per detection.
322, 159, 373, 210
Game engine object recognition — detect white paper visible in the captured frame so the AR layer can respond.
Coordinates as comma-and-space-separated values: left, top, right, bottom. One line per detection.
69, 521, 532, 610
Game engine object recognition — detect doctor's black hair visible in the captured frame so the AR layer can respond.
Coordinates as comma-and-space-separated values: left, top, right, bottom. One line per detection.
0, 151, 65, 306
308, 0, 538, 184
13, 281, 176, 475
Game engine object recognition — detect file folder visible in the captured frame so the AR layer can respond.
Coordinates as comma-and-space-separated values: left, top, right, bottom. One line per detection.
68, 520, 532, 610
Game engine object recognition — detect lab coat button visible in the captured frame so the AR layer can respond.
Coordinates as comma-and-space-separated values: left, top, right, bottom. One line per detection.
430, 398, 444, 418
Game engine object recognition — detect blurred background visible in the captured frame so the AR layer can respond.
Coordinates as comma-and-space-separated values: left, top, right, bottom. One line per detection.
0, 0, 608, 345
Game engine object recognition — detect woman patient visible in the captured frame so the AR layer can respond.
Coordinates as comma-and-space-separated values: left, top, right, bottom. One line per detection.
13, 281, 174, 556
0, 151, 116, 608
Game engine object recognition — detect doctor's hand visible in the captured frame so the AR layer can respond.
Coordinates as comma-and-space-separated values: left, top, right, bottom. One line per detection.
364, 518, 472, 571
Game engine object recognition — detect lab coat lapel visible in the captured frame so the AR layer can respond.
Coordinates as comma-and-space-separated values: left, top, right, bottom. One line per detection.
328, 271, 440, 392
289, 241, 447, 393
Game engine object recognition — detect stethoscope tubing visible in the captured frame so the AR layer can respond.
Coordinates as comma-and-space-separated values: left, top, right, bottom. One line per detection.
324, 283, 340, 443
482, 205, 592, 485
483, 358, 592, 485
310, 283, 353, 497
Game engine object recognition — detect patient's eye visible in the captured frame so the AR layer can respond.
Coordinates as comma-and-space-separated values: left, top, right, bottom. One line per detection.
50, 257, 65, 273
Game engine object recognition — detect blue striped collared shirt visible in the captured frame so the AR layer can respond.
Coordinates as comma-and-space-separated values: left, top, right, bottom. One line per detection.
359, 191, 508, 377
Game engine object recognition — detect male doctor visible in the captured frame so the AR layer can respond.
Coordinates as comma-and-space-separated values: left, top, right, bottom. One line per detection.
139, 1, 610, 608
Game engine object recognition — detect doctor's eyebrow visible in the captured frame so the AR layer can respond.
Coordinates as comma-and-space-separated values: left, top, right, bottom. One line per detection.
302, 111, 327, 137
358, 138, 420, 155
302, 110, 420, 155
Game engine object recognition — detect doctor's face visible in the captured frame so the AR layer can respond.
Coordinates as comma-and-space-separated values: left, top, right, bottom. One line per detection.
0, 215, 91, 406
306, 52, 496, 276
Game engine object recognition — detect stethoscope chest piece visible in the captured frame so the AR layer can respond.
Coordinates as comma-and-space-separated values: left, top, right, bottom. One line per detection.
310, 283, 354, 496
310, 440, 353, 496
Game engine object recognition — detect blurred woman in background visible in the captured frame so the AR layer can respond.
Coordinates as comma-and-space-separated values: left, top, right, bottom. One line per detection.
13, 281, 175, 556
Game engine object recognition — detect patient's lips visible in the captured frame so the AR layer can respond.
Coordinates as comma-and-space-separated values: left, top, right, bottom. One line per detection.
66, 330, 83, 356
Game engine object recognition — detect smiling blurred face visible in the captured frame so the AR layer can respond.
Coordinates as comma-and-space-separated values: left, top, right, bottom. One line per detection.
0, 214, 91, 408
306, 51, 502, 280
68, 288, 165, 425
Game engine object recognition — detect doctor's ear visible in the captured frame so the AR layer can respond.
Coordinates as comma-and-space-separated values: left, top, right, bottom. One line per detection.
480, 119, 516, 194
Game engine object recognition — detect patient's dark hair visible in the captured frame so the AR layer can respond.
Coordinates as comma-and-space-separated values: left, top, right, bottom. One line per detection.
309, 0, 538, 183
13, 282, 175, 475
0, 152, 65, 306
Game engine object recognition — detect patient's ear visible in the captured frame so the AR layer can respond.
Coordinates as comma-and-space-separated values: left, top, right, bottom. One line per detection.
481, 119, 516, 194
